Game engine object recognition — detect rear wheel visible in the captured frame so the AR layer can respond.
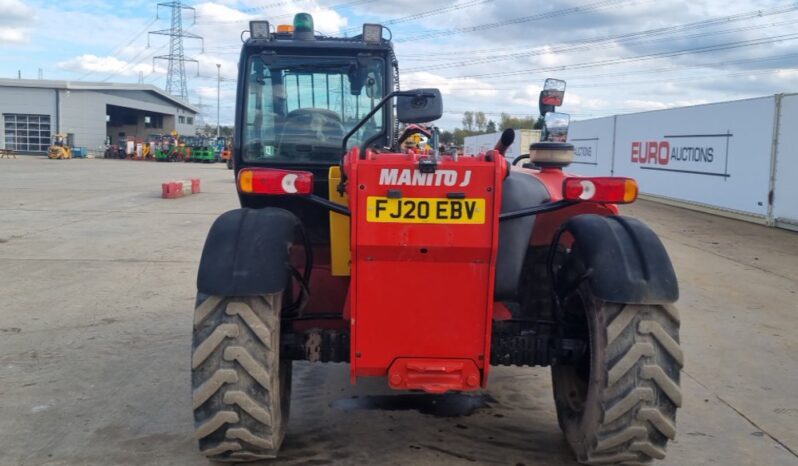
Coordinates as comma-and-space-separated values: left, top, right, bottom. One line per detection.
552, 247, 683, 465
192, 293, 292, 462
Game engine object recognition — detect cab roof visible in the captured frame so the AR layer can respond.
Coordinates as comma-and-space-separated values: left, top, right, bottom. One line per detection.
244, 34, 394, 53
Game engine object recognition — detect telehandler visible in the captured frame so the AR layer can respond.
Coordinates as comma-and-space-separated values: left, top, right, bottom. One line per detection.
192, 14, 682, 465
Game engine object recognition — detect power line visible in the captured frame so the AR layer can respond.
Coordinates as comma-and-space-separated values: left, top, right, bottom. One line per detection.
404, 18, 798, 89
100, 41, 168, 83
395, 0, 645, 42
442, 32, 798, 80
440, 66, 794, 116
339, 0, 493, 35
407, 52, 798, 90
78, 17, 158, 81
193, 0, 304, 17
404, 4, 798, 72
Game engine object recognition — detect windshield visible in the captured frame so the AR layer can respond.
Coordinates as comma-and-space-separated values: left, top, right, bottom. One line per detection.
243, 55, 386, 164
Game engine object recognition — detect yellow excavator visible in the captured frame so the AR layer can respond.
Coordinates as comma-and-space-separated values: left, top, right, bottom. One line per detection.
48, 134, 72, 159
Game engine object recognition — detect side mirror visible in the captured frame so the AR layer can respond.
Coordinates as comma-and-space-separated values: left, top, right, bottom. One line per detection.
543, 112, 570, 142
364, 72, 381, 99
397, 88, 443, 123
538, 78, 566, 116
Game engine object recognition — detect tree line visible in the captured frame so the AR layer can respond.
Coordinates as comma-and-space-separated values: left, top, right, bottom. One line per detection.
195, 124, 235, 138
439, 112, 544, 146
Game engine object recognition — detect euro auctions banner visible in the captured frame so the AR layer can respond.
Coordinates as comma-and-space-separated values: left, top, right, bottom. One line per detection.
612, 97, 776, 217
566, 116, 614, 177
630, 135, 731, 178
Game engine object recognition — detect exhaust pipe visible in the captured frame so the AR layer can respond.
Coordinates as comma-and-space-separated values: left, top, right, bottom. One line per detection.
494, 129, 515, 156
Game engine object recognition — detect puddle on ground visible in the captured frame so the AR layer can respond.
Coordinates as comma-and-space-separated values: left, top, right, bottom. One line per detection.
330, 393, 495, 417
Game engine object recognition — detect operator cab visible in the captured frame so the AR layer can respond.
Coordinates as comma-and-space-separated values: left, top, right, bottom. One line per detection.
235, 14, 398, 235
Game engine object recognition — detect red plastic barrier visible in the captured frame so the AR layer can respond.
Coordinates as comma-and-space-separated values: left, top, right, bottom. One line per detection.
161, 178, 200, 199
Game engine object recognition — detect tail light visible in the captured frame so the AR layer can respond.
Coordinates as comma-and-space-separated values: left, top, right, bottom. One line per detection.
238, 168, 314, 195
563, 177, 638, 204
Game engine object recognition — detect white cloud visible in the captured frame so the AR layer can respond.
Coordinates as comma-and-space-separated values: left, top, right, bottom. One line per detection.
56, 54, 163, 76
192, 1, 348, 35
0, 29, 26, 43
403, 71, 498, 98
0, 0, 35, 44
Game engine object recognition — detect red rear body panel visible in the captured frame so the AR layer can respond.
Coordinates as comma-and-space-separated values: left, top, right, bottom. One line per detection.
513, 166, 619, 246
345, 150, 506, 392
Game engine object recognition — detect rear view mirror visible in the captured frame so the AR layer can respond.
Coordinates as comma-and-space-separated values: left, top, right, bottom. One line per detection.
539, 78, 566, 116
397, 88, 443, 123
544, 112, 570, 142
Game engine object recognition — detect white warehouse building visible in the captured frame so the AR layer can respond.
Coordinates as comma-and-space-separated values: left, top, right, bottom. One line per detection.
0, 78, 199, 155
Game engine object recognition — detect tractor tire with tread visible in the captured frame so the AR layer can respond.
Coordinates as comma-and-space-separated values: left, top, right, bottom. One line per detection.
192, 293, 292, 462
553, 249, 683, 465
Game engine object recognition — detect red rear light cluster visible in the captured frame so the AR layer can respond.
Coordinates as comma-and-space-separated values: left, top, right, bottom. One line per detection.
238, 168, 314, 195
563, 177, 638, 204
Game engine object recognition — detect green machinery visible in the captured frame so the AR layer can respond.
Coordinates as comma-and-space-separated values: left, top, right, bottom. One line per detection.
179, 135, 197, 162
189, 136, 216, 163
152, 132, 192, 162
154, 135, 177, 162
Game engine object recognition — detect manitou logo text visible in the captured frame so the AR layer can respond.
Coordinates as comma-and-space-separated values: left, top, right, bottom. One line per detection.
378, 168, 472, 187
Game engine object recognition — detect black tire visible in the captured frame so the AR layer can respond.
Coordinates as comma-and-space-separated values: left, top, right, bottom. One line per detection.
192, 293, 292, 462
552, 248, 683, 465
226, 158, 233, 170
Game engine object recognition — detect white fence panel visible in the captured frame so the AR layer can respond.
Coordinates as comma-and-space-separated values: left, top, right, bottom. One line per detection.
566, 116, 615, 177
773, 94, 798, 229
463, 132, 498, 156
464, 130, 539, 161
611, 97, 776, 217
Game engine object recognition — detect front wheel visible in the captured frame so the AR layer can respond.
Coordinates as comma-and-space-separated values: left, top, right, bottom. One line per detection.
552, 250, 683, 464
192, 293, 291, 462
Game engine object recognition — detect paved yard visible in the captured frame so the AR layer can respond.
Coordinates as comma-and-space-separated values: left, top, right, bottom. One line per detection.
0, 157, 796, 465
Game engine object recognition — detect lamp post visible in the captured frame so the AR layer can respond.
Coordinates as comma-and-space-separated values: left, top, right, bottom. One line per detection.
216, 63, 221, 138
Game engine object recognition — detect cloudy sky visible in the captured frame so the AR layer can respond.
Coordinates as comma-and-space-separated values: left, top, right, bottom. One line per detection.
2, 0, 797, 129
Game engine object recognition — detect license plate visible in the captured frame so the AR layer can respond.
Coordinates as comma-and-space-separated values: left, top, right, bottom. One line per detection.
366, 197, 485, 224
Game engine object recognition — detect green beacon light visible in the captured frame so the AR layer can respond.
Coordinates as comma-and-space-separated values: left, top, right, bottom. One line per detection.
293, 13, 315, 40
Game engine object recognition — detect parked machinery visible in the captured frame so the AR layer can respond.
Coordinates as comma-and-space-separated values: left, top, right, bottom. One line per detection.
190, 136, 217, 163
216, 136, 233, 169
190, 15, 683, 465
179, 135, 196, 162
48, 133, 72, 159
144, 134, 161, 160
153, 134, 173, 162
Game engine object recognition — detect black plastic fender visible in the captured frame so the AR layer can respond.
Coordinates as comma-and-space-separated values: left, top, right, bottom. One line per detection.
561, 214, 679, 304
494, 171, 550, 300
197, 208, 301, 296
